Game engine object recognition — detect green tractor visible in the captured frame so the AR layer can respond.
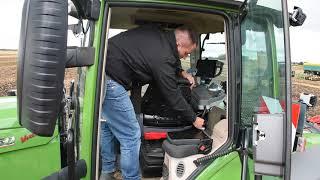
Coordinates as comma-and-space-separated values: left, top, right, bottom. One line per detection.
1, 0, 319, 180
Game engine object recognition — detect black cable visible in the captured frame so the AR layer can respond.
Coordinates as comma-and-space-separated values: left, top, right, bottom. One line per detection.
193, 147, 237, 167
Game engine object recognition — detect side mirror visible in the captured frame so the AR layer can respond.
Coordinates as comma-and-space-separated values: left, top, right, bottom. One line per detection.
300, 93, 317, 107
17, 0, 68, 136
289, 6, 306, 27
204, 33, 210, 40
200, 33, 210, 57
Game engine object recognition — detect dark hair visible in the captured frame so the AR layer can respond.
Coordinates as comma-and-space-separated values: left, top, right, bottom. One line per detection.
176, 26, 198, 45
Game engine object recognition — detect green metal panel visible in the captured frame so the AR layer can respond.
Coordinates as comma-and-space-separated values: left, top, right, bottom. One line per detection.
0, 130, 61, 179
196, 152, 254, 180
78, 1, 105, 180
0, 126, 59, 154
0, 98, 61, 179
196, 152, 284, 180
0, 97, 20, 129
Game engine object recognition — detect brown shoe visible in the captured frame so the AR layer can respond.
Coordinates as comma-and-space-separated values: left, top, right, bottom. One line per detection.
99, 172, 115, 180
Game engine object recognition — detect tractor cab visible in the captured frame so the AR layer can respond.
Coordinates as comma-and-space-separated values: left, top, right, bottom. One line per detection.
1, 0, 317, 180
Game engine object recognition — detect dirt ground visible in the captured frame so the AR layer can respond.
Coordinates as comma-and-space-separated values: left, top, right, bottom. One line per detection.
292, 65, 320, 118
0, 50, 319, 119
0, 50, 77, 97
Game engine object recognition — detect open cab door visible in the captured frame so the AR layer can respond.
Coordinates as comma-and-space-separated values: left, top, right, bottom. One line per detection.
240, 0, 292, 179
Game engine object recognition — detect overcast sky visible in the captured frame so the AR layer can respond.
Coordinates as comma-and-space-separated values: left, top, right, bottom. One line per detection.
0, 0, 319, 63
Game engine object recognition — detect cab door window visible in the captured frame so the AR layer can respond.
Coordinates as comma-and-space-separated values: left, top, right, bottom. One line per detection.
240, 5, 287, 124
240, 0, 290, 177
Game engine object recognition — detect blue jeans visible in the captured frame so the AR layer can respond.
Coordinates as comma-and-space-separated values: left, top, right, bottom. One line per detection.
100, 79, 141, 180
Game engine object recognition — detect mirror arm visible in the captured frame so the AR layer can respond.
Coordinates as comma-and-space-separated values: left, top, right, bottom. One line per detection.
71, 0, 101, 20
65, 47, 95, 68
200, 33, 209, 59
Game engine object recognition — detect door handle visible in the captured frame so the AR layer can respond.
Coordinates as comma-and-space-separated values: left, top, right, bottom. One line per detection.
253, 124, 266, 146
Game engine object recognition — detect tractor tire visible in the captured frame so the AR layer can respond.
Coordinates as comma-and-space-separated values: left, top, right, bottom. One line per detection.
17, 0, 68, 136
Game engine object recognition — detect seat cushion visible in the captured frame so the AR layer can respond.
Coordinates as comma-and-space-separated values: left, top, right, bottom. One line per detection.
163, 128, 213, 158
166, 128, 205, 145
162, 140, 199, 158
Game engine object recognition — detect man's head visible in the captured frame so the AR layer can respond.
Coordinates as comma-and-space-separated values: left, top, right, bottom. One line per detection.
174, 26, 198, 59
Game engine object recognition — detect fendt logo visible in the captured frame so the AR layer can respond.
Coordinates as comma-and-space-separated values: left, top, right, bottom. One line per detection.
20, 133, 36, 143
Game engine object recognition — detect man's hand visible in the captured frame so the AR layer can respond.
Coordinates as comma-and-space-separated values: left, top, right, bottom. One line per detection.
180, 70, 195, 89
193, 117, 205, 129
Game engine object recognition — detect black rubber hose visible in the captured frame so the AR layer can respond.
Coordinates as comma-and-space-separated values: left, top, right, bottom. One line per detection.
193, 148, 237, 167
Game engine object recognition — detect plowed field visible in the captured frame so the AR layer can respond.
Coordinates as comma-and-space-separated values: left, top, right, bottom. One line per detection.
0, 50, 77, 97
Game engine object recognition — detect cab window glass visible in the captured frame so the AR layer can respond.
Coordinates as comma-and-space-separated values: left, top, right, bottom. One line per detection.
198, 32, 227, 82
240, 2, 287, 125
201, 32, 226, 60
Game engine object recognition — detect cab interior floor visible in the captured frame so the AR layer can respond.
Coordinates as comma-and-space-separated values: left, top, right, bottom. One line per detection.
111, 117, 228, 180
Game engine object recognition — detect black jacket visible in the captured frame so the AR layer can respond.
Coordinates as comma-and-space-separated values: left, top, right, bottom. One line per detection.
105, 25, 196, 123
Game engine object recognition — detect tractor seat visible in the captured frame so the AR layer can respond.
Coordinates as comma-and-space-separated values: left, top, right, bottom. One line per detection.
162, 128, 213, 158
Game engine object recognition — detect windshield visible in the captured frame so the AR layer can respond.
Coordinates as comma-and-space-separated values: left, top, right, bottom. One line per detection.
200, 32, 226, 61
